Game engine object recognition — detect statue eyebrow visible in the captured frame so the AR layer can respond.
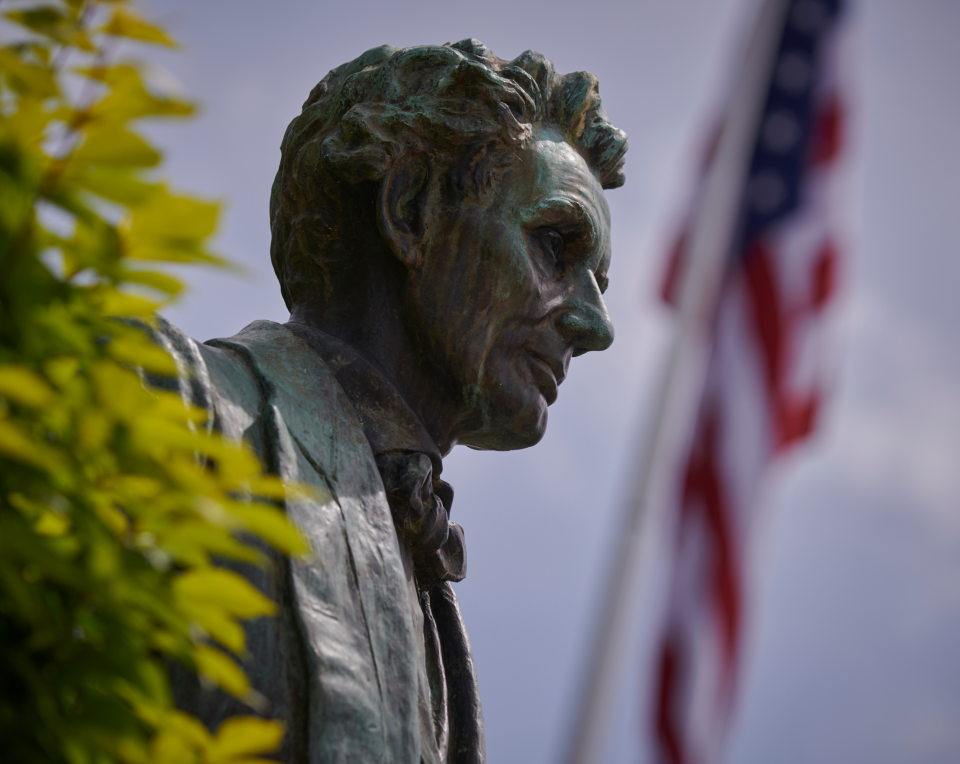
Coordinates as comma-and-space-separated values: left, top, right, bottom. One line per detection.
521, 198, 598, 245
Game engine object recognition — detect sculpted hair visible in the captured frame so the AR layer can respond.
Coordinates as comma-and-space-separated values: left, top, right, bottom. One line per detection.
270, 38, 629, 311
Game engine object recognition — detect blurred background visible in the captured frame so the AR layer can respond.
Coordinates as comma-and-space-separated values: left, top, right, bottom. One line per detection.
138, 1, 960, 762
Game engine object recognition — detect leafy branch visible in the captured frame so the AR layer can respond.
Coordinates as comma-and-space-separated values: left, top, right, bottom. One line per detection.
0, 3, 303, 762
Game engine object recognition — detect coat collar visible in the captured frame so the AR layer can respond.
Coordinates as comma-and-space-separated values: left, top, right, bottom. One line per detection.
284, 322, 444, 477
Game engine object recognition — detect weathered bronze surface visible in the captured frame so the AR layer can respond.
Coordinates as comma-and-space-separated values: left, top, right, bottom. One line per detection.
159, 39, 627, 763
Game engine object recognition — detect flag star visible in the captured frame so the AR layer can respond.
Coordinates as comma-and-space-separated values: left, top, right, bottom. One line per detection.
776, 52, 811, 94
749, 171, 786, 213
763, 110, 801, 153
791, 0, 827, 34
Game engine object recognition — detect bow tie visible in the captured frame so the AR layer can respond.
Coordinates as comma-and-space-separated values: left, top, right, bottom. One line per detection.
376, 452, 466, 587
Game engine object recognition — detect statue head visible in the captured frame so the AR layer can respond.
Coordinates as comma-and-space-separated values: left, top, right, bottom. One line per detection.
270, 39, 628, 452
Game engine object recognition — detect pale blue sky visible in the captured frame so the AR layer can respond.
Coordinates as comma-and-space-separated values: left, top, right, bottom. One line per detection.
138, 1, 960, 762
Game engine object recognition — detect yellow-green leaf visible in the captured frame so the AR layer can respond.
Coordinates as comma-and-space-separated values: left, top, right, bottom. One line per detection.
0, 47, 59, 98
192, 644, 249, 699
3, 7, 95, 51
98, 6, 178, 48
127, 188, 220, 241
121, 188, 223, 265
94, 502, 129, 536
0, 418, 64, 471
193, 441, 261, 485
227, 503, 308, 556
130, 415, 199, 454
150, 731, 200, 764
146, 390, 207, 425
108, 337, 178, 375
43, 356, 80, 388
208, 717, 285, 762
77, 409, 113, 451
115, 678, 163, 727
161, 523, 263, 568
0, 93, 55, 152
180, 605, 246, 655
85, 64, 194, 123
174, 568, 275, 620
0, 365, 55, 407
34, 509, 70, 536
61, 217, 123, 277
123, 241, 225, 265
92, 360, 148, 419
111, 736, 150, 764
151, 710, 210, 763
60, 163, 158, 206
120, 268, 184, 296
243, 475, 323, 503
164, 710, 212, 748
72, 127, 162, 168
107, 474, 163, 500
97, 287, 161, 317
168, 710, 213, 748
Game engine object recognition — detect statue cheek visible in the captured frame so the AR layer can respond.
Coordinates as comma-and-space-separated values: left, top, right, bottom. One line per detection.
480, 235, 538, 308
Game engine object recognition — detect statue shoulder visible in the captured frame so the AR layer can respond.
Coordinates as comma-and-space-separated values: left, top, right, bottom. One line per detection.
206, 320, 368, 480
150, 318, 350, 456
145, 315, 262, 444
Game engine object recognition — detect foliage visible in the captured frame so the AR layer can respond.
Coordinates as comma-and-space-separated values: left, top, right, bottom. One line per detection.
0, 2, 306, 762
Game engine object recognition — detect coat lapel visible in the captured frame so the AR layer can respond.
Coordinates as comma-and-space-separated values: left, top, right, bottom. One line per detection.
209, 320, 421, 763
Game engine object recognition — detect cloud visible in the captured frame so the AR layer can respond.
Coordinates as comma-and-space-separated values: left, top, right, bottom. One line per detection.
818, 288, 960, 532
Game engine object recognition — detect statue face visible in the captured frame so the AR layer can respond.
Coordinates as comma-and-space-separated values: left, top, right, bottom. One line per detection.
406, 132, 615, 451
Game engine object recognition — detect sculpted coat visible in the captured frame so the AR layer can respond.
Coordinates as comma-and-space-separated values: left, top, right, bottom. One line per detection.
155, 317, 482, 764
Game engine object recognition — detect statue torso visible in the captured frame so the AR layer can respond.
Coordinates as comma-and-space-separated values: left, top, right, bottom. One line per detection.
153, 317, 484, 764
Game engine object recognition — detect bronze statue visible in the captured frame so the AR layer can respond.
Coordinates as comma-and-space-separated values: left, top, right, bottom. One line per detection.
155, 38, 627, 764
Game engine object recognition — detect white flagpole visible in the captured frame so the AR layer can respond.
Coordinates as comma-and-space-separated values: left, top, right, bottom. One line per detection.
562, 1, 791, 762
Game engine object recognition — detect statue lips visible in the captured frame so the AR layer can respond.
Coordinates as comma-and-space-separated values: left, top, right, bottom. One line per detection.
525, 349, 565, 405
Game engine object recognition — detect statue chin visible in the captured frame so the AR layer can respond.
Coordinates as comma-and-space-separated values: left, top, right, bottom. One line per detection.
462, 383, 550, 452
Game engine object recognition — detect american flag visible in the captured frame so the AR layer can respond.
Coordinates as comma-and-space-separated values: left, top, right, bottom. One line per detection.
652, 1, 851, 763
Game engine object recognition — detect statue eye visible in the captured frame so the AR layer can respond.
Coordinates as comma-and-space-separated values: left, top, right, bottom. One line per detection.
541, 229, 564, 263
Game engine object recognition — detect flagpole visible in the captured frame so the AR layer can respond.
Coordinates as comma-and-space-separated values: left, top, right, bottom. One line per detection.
562, 2, 791, 762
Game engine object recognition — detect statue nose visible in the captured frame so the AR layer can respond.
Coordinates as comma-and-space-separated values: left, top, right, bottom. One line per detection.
554, 275, 615, 355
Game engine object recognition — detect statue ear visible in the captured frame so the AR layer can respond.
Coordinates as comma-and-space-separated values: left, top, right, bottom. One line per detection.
378, 152, 430, 269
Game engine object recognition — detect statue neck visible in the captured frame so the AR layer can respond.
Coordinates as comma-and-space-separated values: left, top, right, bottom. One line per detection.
287, 257, 463, 456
